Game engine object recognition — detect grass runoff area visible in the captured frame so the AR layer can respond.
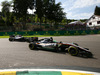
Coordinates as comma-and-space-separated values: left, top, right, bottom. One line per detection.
0, 35, 59, 38
0, 34, 98, 38
0, 35, 83, 38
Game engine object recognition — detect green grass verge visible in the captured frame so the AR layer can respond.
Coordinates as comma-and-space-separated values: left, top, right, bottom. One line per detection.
0, 35, 55, 38
23, 35, 54, 37
0, 36, 9, 38
0, 34, 88, 38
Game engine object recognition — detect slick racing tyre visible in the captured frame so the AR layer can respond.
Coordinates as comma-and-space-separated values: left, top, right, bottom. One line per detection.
9, 38, 14, 41
68, 46, 79, 56
29, 44, 35, 50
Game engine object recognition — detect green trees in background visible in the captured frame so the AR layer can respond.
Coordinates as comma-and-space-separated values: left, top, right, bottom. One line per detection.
13, 0, 34, 23
35, 0, 66, 27
2, 0, 99, 31
94, 6, 100, 15
0, 0, 66, 31
45, 2, 66, 27
1, 0, 13, 26
35, 0, 44, 26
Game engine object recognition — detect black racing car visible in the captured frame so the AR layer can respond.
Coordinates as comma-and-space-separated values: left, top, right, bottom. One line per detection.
9, 35, 38, 43
29, 37, 93, 57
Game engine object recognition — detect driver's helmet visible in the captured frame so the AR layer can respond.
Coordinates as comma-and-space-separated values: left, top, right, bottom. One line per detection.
50, 37, 53, 41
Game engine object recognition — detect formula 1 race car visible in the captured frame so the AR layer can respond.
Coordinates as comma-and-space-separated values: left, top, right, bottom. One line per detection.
9, 35, 38, 42
29, 37, 93, 57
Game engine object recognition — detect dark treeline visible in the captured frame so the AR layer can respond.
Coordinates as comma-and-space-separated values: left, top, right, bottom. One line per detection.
0, 0, 67, 31
94, 6, 100, 15
0, 0, 98, 31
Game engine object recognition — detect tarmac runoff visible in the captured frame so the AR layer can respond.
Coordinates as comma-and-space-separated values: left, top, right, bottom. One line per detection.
0, 69, 100, 75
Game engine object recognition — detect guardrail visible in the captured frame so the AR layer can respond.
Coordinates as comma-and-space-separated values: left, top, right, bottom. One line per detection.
0, 30, 100, 36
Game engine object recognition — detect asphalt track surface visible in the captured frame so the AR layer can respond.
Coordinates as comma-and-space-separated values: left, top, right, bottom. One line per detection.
0, 35, 100, 69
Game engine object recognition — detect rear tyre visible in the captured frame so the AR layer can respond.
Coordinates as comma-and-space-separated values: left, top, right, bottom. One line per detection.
9, 38, 13, 41
29, 44, 35, 50
68, 46, 79, 56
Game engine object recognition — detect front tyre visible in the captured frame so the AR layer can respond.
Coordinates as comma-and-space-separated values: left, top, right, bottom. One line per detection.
29, 44, 35, 50
68, 46, 79, 56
